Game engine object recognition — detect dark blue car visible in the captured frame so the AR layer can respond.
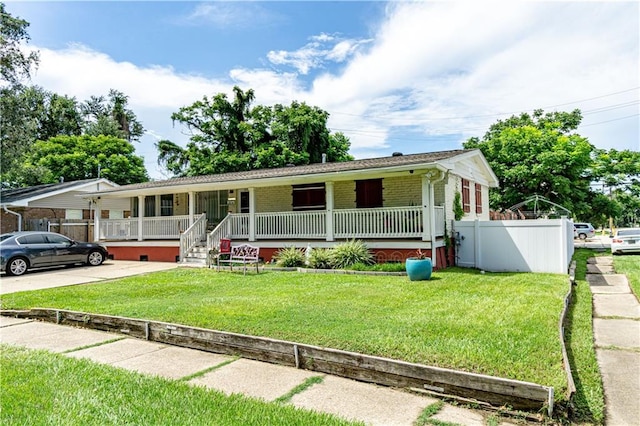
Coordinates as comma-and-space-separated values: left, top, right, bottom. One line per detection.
0, 231, 108, 276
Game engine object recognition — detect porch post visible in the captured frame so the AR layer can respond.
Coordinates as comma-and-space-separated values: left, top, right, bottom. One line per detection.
326, 181, 334, 241
188, 191, 195, 225
248, 187, 256, 241
93, 198, 101, 242
421, 175, 430, 242
429, 181, 437, 267
137, 195, 144, 241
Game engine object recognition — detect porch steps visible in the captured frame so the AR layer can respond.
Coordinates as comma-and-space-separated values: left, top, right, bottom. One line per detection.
180, 244, 209, 267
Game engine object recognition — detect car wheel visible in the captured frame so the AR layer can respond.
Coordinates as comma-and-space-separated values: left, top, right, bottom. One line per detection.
579, 233, 587, 240
87, 250, 104, 266
7, 257, 29, 276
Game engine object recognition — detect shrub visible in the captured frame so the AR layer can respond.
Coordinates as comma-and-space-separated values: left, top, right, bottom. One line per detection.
274, 246, 305, 267
308, 248, 333, 269
331, 239, 374, 269
348, 262, 406, 272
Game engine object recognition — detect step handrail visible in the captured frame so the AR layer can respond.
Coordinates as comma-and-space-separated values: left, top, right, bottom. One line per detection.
206, 215, 233, 267
179, 213, 207, 262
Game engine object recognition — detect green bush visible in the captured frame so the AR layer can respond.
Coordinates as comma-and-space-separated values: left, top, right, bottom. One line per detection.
331, 240, 374, 269
274, 246, 305, 267
308, 248, 333, 269
348, 262, 406, 272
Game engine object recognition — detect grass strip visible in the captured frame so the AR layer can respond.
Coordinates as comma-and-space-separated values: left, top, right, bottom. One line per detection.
0, 268, 569, 397
564, 249, 605, 424
274, 375, 324, 404
414, 401, 444, 425
613, 256, 640, 299
179, 357, 239, 382
61, 337, 127, 353
1, 344, 360, 426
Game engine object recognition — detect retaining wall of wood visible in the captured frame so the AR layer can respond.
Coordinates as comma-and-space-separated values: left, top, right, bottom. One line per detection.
1, 308, 554, 414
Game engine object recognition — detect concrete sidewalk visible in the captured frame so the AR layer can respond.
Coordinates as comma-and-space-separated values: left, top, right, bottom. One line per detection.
0, 260, 179, 295
0, 316, 531, 426
587, 256, 640, 426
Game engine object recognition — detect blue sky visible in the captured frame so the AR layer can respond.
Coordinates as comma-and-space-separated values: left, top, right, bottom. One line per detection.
7, 1, 640, 180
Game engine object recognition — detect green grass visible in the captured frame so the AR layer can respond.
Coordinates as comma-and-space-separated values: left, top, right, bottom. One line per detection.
613, 255, 640, 298
1, 268, 569, 399
564, 249, 605, 424
0, 344, 360, 426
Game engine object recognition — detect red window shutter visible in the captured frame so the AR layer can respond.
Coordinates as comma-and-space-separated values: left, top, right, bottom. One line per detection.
356, 179, 383, 208
462, 179, 471, 213
292, 183, 326, 211
475, 183, 482, 214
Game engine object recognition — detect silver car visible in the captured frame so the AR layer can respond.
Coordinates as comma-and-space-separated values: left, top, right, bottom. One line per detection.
611, 228, 640, 255
574, 223, 595, 240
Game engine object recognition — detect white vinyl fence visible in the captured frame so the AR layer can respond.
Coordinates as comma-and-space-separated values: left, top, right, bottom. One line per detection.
454, 218, 574, 273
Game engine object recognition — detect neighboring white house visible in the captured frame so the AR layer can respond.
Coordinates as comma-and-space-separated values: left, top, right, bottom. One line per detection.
85, 149, 499, 267
0, 178, 127, 239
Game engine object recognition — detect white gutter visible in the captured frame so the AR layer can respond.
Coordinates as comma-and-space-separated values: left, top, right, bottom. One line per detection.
3, 205, 22, 231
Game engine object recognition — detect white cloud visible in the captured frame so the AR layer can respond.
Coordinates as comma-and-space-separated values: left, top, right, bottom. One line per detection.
180, 2, 281, 29
267, 33, 372, 75
27, 2, 640, 178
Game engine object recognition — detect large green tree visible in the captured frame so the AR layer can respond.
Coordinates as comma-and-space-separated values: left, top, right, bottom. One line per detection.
464, 109, 595, 218
0, 2, 39, 86
81, 89, 144, 142
20, 135, 148, 186
159, 86, 353, 176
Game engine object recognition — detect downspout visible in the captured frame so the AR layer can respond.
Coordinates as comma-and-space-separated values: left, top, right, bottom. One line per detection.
3, 205, 23, 231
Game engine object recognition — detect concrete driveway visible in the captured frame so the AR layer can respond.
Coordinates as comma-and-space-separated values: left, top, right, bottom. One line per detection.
574, 234, 612, 250
0, 260, 179, 295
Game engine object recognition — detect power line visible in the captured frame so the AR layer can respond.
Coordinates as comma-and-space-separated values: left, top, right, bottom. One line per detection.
579, 113, 640, 128
328, 86, 640, 122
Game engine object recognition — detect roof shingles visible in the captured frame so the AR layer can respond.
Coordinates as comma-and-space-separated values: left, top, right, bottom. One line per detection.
98, 149, 470, 194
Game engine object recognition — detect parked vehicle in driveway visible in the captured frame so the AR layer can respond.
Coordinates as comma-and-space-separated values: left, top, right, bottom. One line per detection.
574, 222, 595, 240
0, 231, 108, 276
611, 228, 640, 255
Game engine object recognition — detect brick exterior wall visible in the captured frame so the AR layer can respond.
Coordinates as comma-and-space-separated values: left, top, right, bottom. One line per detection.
333, 181, 355, 209
382, 175, 422, 207
255, 185, 292, 212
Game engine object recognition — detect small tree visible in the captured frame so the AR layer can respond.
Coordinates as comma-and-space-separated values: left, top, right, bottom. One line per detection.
453, 192, 464, 221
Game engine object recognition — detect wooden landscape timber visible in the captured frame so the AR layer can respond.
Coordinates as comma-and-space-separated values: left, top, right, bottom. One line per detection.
559, 262, 577, 400
2, 308, 554, 415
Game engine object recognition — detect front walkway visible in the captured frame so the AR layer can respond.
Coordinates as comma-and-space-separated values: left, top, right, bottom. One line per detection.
586, 256, 640, 425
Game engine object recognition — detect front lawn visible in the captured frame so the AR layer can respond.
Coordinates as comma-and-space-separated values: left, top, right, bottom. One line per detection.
1, 267, 569, 399
1, 345, 359, 426
613, 255, 640, 297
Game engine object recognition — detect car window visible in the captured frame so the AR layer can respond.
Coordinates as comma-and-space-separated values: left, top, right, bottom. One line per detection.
617, 229, 640, 237
16, 234, 48, 244
0, 234, 15, 242
46, 234, 72, 245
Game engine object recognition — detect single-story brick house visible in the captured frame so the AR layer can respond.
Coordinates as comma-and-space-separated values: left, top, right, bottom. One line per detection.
85, 149, 499, 268
1, 178, 128, 240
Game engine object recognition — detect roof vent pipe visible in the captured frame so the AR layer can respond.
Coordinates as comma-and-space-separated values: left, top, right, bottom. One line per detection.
392, 152, 403, 157
322, 153, 327, 163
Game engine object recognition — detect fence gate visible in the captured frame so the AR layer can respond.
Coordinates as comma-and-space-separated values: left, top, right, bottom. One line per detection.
47, 220, 93, 241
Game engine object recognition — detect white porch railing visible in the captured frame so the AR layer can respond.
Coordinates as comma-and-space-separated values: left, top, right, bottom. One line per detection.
103, 207, 447, 244
206, 206, 444, 245
179, 213, 207, 261
99, 215, 191, 240
334, 206, 422, 238
143, 215, 191, 239
257, 211, 326, 239
435, 206, 445, 237
99, 218, 138, 240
